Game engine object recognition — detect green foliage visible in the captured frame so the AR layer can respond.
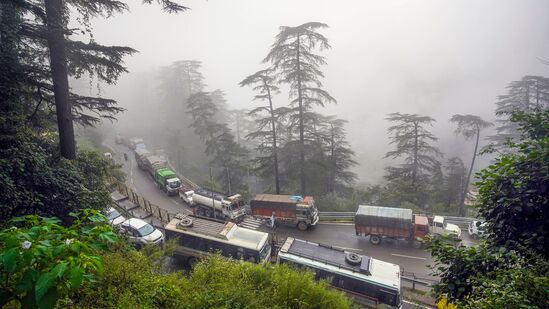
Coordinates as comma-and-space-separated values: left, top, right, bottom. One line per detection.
72, 254, 352, 308
187, 92, 251, 192
430, 110, 549, 307
264, 21, 336, 195
476, 110, 548, 257
0, 211, 118, 309
384, 113, 442, 208
490, 75, 549, 149
430, 237, 549, 308
0, 127, 121, 221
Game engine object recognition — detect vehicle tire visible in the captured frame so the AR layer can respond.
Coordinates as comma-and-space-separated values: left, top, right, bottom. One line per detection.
370, 235, 381, 245
178, 217, 193, 228
345, 252, 362, 265
205, 209, 213, 218
187, 256, 198, 268
412, 240, 422, 249
297, 221, 308, 231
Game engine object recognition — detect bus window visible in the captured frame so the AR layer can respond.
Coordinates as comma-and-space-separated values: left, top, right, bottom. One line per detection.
378, 289, 398, 307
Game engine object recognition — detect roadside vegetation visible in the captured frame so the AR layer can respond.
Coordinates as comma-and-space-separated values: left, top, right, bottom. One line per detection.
429, 111, 549, 308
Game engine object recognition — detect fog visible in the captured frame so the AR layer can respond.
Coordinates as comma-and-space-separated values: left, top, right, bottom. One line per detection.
80, 0, 549, 184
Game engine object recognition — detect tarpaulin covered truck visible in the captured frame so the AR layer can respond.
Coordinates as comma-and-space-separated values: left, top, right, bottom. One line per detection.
354, 205, 429, 248
250, 194, 319, 231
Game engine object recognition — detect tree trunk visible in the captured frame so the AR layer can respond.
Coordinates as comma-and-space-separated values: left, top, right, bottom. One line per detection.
296, 34, 306, 195
412, 122, 418, 186
266, 81, 280, 194
45, 0, 76, 159
329, 123, 336, 193
459, 125, 480, 216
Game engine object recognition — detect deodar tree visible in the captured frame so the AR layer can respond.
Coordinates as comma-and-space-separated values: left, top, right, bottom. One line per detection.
264, 22, 336, 195
322, 116, 357, 193
450, 114, 492, 216
187, 92, 250, 192
240, 69, 282, 193
490, 75, 549, 149
384, 113, 442, 207
6, 0, 188, 159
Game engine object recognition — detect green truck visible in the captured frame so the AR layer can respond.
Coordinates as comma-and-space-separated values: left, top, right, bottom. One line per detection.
154, 167, 182, 196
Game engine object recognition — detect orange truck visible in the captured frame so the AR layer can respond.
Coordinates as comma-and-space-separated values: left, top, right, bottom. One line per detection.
250, 194, 319, 231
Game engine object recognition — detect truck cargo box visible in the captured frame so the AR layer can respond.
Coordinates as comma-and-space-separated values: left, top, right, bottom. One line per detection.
355, 205, 413, 230
250, 194, 300, 211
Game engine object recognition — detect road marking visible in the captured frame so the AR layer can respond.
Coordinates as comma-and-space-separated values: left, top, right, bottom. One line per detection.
391, 253, 427, 260
402, 299, 434, 309
333, 246, 363, 252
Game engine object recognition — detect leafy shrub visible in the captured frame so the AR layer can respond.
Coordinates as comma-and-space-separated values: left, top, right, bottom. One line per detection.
71, 254, 352, 309
0, 211, 118, 309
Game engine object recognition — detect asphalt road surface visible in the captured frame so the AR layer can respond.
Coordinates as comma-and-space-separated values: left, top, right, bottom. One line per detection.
106, 139, 478, 307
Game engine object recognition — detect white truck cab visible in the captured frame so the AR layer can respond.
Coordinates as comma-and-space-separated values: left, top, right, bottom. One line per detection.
431, 216, 462, 238
179, 190, 194, 205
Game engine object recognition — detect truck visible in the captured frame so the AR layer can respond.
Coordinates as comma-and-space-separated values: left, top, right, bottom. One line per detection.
128, 137, 144, 150
354, 205, 462, 248
354, 205, 429, 248
179, 188, 246, 222
154, 167, 182, 196
249, 194, 319, 231
140, 154, 182, 196
134, 148, 151, 170
143, 155, 168, 177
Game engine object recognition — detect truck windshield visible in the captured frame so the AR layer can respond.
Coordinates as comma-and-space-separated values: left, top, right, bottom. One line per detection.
167, 179, 181, 188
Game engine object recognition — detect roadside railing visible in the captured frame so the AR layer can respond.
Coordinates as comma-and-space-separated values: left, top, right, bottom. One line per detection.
401, 270, 437, 291
114, 182, 178, 227
318, 212, 354, 220
319, 212, 476, 227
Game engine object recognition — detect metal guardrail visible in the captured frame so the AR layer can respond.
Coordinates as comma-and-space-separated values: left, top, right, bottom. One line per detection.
319, 212, 354, 219
319, 212, 476, 225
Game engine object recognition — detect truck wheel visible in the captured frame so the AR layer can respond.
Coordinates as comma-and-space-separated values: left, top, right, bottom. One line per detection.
196, 208, 205, 217
297, 221, 308, 231
205, 209, 213, 218
370, 235, 381, 245
412, 240, 422, 249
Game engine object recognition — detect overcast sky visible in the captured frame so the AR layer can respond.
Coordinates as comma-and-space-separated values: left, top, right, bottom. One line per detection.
87, 0, 549, 184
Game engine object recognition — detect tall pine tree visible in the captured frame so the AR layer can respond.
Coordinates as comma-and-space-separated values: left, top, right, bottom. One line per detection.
6, 0, 188, 159
490, 76, 549, 149
450, 114, 493, 216
264, 22, 336, 195
240, 69, 282, 193
384, 113, 442, 207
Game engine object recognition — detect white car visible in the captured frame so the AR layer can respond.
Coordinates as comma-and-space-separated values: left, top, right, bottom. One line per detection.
106, 207, 126, 226
468, 220, 486, 239
432, 215, 462, 238
119, 218, 164, 247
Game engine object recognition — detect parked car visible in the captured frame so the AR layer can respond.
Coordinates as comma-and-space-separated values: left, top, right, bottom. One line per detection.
119, 218, 164, 247
468, 220, 486, 239
106, 207, 126, 226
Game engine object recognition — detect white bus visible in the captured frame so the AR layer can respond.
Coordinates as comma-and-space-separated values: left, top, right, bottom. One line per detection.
164, 214, 271, 265
277, 237, 402, 308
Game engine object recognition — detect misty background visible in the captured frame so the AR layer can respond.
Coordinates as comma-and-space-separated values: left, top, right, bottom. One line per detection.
75, 0, 549, 185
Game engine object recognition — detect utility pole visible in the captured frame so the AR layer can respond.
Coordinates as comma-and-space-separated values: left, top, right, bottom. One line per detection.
210, 167, 216, 220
